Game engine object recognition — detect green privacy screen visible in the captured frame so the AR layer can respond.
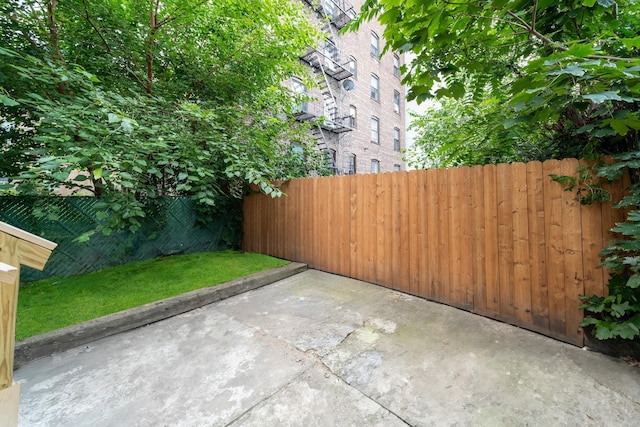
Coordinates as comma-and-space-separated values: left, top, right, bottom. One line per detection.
0, 196, 242, 282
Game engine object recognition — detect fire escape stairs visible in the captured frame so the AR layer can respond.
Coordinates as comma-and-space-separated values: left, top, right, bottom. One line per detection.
297, 0, 357, 174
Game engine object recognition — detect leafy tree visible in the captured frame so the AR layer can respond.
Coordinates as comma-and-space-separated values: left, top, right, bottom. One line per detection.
404, 93, 559, 169
1, 0, 327, 234
351, 0, 640, 159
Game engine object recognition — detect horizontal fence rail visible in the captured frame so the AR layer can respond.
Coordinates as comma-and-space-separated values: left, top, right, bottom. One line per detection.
242, 158, 627, 346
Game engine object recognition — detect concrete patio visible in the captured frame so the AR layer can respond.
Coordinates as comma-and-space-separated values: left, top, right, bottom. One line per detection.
14, 269, 640, 426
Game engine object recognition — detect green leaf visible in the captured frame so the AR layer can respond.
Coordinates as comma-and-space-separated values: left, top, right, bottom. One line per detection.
549, 65, 586, 77
605, 119, 629, 136
597, 0, 616, 7
566, 44, 595, 57
627, 274, 640, 289
582, 91, 623, 103
0, 94, 19, 106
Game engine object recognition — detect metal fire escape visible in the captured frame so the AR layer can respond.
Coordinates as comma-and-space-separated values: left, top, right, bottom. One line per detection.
296, 0, 356, 174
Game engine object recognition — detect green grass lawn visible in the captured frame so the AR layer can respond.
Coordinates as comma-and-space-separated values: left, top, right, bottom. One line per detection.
16, 250, 289, 341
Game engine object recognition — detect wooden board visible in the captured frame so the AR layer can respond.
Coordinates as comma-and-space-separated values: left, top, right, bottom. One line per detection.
471, 165, 486, 315
561, 158, 584, 344
527, 161, 549, 330
512, 162, 532, 324
448, 167, 462, 305
425, 169, 438, 299
496, 163, 515, 319
0, 382, 20, 426
460, 166, 474, 309
408, 171, 420, 296
0, 221, 57, 251
542, 160, 567, 336
436, 167, 450, 302
483, 164, 500, 314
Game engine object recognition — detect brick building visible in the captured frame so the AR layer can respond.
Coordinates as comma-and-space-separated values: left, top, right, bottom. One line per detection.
294, 0, 405, 174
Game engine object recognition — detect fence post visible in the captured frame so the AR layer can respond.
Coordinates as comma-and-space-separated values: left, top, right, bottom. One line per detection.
0, 221, 57, 427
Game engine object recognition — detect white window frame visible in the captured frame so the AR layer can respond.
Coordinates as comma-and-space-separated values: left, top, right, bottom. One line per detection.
371, 74, 379, 101
371, 116, 379, 144
394, 127, 401, 151
393, 90, 400, 114
371, 159, 380, 173
371, 31, 379, 58
393, 54, 400, 77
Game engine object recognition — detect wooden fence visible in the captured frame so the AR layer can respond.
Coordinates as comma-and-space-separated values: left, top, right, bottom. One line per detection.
242, 158, 627, 346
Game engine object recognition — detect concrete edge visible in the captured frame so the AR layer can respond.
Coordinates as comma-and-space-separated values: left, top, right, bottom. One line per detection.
14, 262, 307, 369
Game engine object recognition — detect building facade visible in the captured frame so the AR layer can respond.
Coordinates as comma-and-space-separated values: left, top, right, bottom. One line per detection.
295, 0, 405, 174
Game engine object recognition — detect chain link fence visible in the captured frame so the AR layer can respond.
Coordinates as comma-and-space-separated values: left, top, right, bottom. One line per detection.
0, 196, 241, 282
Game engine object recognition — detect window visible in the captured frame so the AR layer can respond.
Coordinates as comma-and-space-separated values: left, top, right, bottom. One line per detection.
371, 159, 380, 173
329, 148, 337, 164
349, 105, 357, 128
394, 164, 401, 172
371, 116, 379, 143
371, 74, 379, 101
348, 56, 357, 78
323, 93, 334, 119
322, 0, 336, 18
394, 127, 401, 151
393, 90, 400, 114
324, 40, 338, 71
291, 77, 306, 113
349, 154, 356, 174
393, 54, 400, 77
326, 149, 337, 172
371, 31, 379, 58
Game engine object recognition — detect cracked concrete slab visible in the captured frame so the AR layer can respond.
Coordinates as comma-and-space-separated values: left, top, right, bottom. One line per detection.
14, 269, 640, 426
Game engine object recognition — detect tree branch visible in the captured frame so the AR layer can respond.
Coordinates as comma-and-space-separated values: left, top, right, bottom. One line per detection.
505, 10, 633, 62
80, 0, 112, 53
531, 0, 538, 33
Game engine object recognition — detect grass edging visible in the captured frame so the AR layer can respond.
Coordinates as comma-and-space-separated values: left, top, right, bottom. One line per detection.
14, 262, 307, 369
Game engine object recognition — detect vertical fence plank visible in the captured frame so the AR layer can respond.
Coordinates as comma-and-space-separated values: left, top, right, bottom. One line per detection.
309, 178, 324, 269
365, 173, 377, 284
448, 168, 463, 306
321, 176, 333, 271
436, 168, 450, 303
408, 171, 420, 296
425, 169, 438, 299
341, 175, 352, 277
391, 173, 402, 290
460, 166, 474, 309
299, 178, 311, 265
543, 160, 566, 337
374, 174, 383, 285
355, 174, 366, 281
398, 172, 411, 293
512, 162, 532, 324
379, 174, 394, 287
286, 180, 297, 261
527, 161, 549, 330
472, 165, 486, 315
579, 160, 605, 303
561, 158, 584, 344
349, 175, 358, 279
497, 163, 515, 319
484, 164, 500, 314
335, 175, 344, 276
